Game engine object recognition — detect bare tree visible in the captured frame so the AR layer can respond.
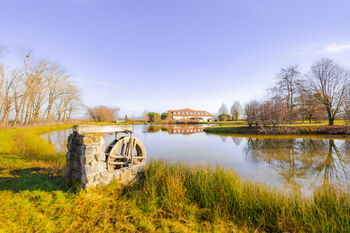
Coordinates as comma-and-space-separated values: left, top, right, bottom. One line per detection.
230, 101, 242, 121
344, 85, 350, 124
259, 99, 285, 126
0, 64, 4, 121
296, 81, 324, 124
44, 63, 69, 120
0, 67, 18, 125
218, 103, 228, 115
272, 65, 300, 123
307, 58, 349, 125
245, 100, 260, 127
0, 49, 82, 126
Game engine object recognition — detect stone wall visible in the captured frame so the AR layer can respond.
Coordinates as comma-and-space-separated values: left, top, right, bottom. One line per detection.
65, 125, 145, 188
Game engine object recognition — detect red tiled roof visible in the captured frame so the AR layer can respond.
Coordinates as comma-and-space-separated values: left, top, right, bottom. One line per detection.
167, 109, 213, 117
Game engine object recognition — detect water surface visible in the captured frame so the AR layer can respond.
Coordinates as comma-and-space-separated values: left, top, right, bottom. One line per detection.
42, 124, 350, 194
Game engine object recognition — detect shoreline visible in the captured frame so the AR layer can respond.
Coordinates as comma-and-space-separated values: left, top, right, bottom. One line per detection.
204, 125, 350, 136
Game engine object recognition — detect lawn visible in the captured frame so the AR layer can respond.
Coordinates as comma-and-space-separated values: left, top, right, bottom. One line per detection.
204, 120, 350, 135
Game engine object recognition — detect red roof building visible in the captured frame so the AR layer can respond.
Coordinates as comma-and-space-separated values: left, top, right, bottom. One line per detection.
167, 109, 213, 121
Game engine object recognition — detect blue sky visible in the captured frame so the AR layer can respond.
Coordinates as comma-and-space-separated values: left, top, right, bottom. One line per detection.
1, 0, 350, 117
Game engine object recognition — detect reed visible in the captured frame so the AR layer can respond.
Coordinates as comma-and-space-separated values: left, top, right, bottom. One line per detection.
129, 161, 350, 232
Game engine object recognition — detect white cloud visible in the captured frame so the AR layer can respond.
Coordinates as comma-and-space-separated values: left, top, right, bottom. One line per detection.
321, 42, 350, 53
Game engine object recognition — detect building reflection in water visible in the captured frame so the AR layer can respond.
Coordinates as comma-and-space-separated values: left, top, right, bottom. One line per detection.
146, 124, 206, 135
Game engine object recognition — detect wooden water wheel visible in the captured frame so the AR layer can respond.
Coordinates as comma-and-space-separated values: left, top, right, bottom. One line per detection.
106, 136, 146, 171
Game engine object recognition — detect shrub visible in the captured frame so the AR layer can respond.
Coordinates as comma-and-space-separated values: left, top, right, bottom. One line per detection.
218, 113, 231, 121
147, 112, 161, 122
161, 112, 169, 120
87, 106, 119, 122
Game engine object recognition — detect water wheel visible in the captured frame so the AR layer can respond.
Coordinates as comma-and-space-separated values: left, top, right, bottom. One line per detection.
106, 136, 146, 171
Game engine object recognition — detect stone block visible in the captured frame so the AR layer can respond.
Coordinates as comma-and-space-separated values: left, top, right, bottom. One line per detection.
81, 173, 87, 185
67, 134, 73, 149
96, 161, 107, 171
71, 160, 81, 170
112, 170, 122, 179
80, 155, 86, 165
86, 173, 96, 183
69, 151, 79, 160
90, 164, 102, 174
99, 170, 111, 178
85, 154, 95, 165
85, 164, 92, 175
73, 125, 132, 134
72, 171, 82, 181
85, 145, 102, 155
82, 134, 104, 145
96, 152, 106, 162
119, 169, 133, 183
72, 134, 83, 145
65, 166, 72, 179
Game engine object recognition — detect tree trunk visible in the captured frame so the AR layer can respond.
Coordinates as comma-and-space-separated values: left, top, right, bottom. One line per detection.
329, 118, 334, 126
327, 109, 334, 126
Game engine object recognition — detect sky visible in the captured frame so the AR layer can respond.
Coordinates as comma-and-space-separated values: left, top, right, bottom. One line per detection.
1, 0, 350, 117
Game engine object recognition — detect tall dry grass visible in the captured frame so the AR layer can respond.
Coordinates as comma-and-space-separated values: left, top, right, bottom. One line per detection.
14, 132, 65, 165
128, 161, 350, 232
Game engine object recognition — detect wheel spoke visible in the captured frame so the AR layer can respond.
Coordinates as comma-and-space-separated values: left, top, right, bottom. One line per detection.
106, 136, 146, 171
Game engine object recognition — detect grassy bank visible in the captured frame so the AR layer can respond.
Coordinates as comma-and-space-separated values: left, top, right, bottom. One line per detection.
204, 124, 350, 136
1, 125, 349, 232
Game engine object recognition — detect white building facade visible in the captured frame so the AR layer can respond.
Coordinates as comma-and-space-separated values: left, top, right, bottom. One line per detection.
167, 109, 213, 122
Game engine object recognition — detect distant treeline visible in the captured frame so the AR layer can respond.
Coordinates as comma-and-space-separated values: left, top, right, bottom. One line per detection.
0, 49, 81, 126
217, 58, 350, 126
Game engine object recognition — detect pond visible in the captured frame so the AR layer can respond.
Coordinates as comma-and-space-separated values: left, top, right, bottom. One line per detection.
42, 124, 350, 195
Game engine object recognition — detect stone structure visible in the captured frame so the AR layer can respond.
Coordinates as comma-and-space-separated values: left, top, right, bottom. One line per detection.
65, 125, 146, 188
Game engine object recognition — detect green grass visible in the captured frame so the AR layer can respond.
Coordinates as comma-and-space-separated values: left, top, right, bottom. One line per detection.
0, 125, 72, 194
284, 119, 347, 126
0, 125, 349, 232
204, 120, 349, 135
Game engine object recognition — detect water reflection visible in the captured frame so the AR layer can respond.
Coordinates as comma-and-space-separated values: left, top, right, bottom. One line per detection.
41, 129, 71, 153
146, 124, 207, 134
232, 137, 243, 146
245, 137, 350, 192
41, 125, 350, 194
